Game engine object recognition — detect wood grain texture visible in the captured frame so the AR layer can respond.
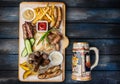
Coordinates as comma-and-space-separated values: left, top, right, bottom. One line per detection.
0, 55, 18, 70
67, 39, 120, 55
0, 0, 120, 8
1, 22, 120, 39
0, 7, 18, 22
0, 54, 120, 71
1, 7, 120, 23
0, 71, 120, 84
1, 39, 120, 55
0, 0, 120, 83
67, 23, 120, 38
0, 39, 18, 54
0, 23, 18, 39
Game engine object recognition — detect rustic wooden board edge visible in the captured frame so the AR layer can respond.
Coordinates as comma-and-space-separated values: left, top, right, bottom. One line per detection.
18, 2, 69, 82
0, 71, 120, 84
1, 0, 120, 8
1, 7, 120, 23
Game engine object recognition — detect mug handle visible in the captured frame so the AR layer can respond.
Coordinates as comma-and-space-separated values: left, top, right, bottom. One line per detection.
90, 47, 99, 70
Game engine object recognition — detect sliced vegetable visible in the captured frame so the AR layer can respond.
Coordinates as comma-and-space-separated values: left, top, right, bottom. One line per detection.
37, 28, 55, 45
30, 38, 35, 45
25, 39, 32, 55
21, 48, 28, 57
21, 38, 34, 57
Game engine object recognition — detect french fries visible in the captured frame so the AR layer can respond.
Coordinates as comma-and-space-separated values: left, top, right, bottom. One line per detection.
32, 4, 62, 28
41, 8, 52, 21
32, 7, 50, 25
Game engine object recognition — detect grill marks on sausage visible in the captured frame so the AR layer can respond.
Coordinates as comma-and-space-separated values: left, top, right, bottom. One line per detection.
22, 23, 28, 39
22, 22, 34, 39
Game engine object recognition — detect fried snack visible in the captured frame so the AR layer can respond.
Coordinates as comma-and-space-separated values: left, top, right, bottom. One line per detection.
22, 62, 27, 66
32, 7, 49, 25
20, 64, 29, 71
38, 69, 62, 79
32, 4, 62, 28
20, 62, 30, 71
23, 70, 32, 79
34, 7, 52, 23
42, 8, 52, 21
20, 61, 34, 71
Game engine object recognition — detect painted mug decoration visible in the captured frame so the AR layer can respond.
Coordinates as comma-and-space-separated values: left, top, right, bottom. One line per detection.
72, 42, 99, 81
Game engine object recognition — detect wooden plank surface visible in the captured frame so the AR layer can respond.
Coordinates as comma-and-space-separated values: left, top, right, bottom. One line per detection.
0, 39, 17, 54
0, 23, 18, 39
0, 0, 120, 8
67, 23, 120, 38
0, 39, 120, 55
1, 22, 120, 39
1, 7, 120, 23
0, 0, 120, 83
67, 39, 120, 55
0, 71, 120, 84
0, 54, 120, 71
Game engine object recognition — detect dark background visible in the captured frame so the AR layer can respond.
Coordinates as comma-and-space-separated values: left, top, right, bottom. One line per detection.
0, 0, 120, 84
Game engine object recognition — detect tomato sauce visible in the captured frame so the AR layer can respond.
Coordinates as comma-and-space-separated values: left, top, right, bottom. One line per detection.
37, 21, 48, 32
38, 22, 47, 31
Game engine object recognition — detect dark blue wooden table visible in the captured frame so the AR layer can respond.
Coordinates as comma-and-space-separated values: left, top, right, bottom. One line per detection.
0, 0, 120, 84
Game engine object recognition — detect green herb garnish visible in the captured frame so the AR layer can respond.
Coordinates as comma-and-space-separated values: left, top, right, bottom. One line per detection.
37, 28, 55, 45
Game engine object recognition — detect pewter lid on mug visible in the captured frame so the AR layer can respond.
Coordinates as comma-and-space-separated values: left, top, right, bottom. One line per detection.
73, 42, 89, 52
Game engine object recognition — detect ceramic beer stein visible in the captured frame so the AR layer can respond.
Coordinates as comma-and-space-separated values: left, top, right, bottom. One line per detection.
72, 42, 99, 81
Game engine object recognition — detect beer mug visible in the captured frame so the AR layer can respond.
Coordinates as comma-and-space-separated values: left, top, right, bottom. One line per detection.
72, 42, 99, 81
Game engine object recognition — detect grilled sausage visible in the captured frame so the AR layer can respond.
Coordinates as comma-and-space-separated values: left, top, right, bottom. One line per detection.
25, 22, 33, 38
54, 7, 62, 28
50, 6, 58, 27
22, 24, 28, 39
38, 69, 62, 79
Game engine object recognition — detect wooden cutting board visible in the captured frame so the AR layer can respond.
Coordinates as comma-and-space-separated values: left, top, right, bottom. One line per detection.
19, 2, 69, 82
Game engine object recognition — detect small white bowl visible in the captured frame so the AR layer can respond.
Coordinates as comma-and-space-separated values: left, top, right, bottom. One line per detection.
22, 8, 35, 22
49, 51, 63, 66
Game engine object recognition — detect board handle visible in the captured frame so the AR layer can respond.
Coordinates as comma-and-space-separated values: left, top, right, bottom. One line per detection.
63, 36, 69, 48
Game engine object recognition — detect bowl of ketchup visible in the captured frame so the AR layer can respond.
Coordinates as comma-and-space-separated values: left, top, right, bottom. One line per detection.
36, 21, 48, 32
